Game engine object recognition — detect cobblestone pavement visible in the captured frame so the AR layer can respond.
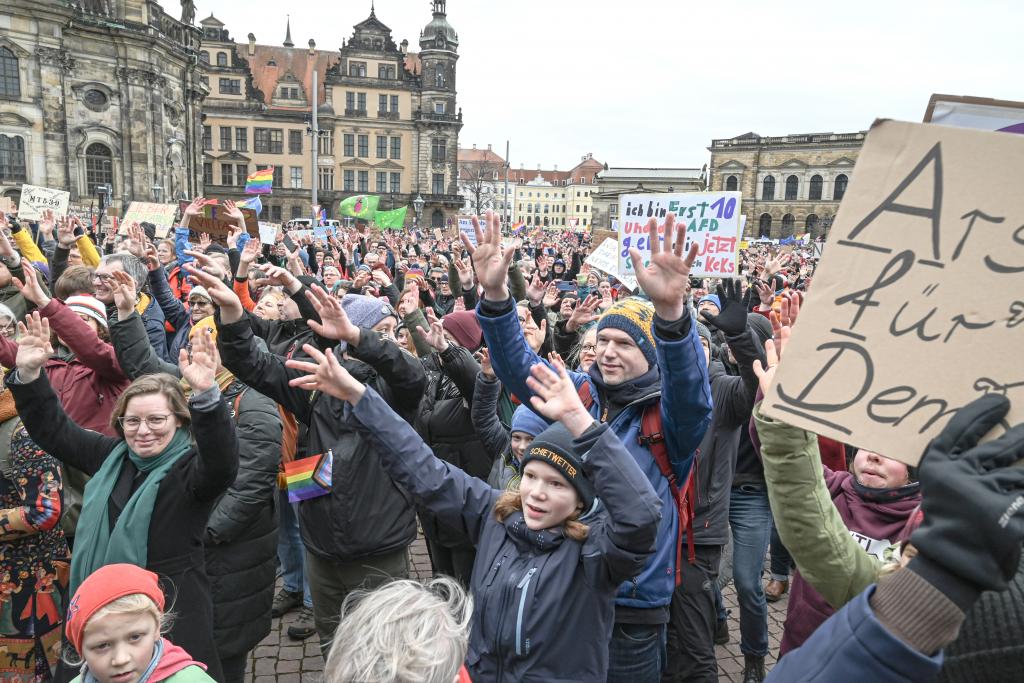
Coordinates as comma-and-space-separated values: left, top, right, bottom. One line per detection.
245, 534, 788, 682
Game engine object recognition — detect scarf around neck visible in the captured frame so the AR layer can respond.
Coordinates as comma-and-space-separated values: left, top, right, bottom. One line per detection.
82, 637, 206, 683
70, 429, 192, 596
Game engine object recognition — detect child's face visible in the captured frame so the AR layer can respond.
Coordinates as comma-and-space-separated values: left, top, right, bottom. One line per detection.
519, 460, 580, 531
510, 431, 534, 462
82, 611, 159, 683
852, 450, 909, 489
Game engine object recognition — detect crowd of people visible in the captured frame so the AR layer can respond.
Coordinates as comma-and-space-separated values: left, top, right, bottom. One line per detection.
0, 200, 1019, 683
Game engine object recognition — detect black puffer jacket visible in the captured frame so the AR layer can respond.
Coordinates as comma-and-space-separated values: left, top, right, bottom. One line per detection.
217, 314, 426, 562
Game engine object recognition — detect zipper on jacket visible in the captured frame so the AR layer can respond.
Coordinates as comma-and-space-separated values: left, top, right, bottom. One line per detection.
630, 575, 639, 598
485, 555, 506, 587
514, 568, 537, 657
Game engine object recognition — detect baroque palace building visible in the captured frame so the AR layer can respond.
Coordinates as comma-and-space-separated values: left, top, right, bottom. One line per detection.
199, 1, 463, 227
707, 130, 866, 239
0, 0, 207, 210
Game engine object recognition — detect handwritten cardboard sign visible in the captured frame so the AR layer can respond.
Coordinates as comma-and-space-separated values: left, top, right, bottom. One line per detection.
177, 200, 258, 245
762, 120, 1024, 465
585, 237, 638, 291
617, 192, 742, 279
121, 202, 179, 238
18, 185, 70, 220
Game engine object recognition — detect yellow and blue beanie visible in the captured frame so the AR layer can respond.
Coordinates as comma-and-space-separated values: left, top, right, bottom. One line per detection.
597, 297, 657, 368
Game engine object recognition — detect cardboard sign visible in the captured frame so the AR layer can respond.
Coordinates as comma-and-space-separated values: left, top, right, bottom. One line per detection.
121, 202, 179, 238
618, 192, 742, 279
585, 237, 638, 291
18, 185, 70, 220
258, 222, 280, 244
458, 217, 477, 247
177, 200, 258, 245
762, 120, 1024, 465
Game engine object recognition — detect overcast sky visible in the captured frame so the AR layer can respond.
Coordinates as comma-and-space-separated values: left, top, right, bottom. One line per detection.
192, 0, 1019, 170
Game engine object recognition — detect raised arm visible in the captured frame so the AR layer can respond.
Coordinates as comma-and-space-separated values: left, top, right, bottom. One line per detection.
471, 356, 511, 461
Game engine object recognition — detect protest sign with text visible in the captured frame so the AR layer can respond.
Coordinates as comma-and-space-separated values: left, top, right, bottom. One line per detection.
121, 202, 179, 238
585, 237, 638, 291
18, 185, 70, 220
177, 200, 258, 244
763, 120, 1024, 465
617, 192, 742, 279
458, 217, 477, 247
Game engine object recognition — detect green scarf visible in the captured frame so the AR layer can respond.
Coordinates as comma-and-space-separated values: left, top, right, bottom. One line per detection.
70, 429, 193, 596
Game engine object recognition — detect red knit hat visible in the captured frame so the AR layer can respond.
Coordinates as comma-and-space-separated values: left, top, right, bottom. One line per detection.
442, 310, 483, 352
66, 564, 165, 653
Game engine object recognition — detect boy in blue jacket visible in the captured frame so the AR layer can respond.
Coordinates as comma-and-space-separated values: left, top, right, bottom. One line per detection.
464, 210, 713, 681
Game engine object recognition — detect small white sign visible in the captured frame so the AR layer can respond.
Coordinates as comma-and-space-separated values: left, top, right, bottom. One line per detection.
18, 185, 70, 220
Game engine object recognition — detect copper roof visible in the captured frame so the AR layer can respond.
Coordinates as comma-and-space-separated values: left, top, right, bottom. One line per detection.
246, 45, 341, 110
458, 147, 507, 165
506, 157, 605, 185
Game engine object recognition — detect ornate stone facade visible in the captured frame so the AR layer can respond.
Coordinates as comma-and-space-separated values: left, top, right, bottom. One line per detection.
707, 131, 866, 239
0, 0, 207, 210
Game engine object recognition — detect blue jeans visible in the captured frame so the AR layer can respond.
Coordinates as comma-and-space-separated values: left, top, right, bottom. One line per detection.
769, 522, 794, 581
606, 622, 666, 683
277, 489, 312, 608
728, 485, 773, 657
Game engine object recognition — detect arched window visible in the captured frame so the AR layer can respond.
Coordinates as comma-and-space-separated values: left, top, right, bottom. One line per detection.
758, 213, 772, 238
0, 47, 19, 98
85, 143, 113, 194
430, 209, 444, 229
761, 176, 775, 200
725, 175, 738, 191
781, 213, 795, 237
199, 51, 210, 64
809, 175, 823, 200
806, 214, 818, 232
834, 174, 849, 201
216, 52, 228, 67
0, 135, 27, 182
526, 203, 532, 214
785, 175, 799, 200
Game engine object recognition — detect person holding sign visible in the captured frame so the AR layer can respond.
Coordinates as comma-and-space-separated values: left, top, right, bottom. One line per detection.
467, 210, 712, 683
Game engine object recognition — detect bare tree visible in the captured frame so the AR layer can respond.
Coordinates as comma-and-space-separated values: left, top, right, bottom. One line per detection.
459, 159, 505, 215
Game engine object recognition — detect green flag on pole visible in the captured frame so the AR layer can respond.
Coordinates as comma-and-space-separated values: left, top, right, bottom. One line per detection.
373, 206, 408, 229
338, 195, 380, 218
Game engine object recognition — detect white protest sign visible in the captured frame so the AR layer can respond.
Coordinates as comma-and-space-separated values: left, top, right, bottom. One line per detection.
458, 217, 477, 247
18, 185, 70, 220
121, 202, 179, 238
763, 120, 1024, 465
617, 192, 742, 279
586, 238, 638, 290
258, 222, 280, 244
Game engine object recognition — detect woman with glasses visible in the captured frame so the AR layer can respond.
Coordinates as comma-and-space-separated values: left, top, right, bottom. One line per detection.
6, 313, 239, 681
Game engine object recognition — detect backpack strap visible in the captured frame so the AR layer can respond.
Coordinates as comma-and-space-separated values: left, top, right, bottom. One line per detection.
577, 380, 594, 411
639, 402, 697, 587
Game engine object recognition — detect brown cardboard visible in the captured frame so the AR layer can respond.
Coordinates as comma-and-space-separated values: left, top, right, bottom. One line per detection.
762, 120, 1024, 465
177, 200, 258, 245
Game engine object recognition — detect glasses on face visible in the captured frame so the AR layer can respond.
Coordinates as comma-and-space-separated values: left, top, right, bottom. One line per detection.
118, 414, 173, 432
581, 344, 596, 352
92, 272, 114, 283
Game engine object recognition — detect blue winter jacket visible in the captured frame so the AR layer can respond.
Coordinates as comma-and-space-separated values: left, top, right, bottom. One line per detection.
344, 386, 662, 682
767, 585, 943, 681
149, 265, 192, 360
478, 296, 712, 612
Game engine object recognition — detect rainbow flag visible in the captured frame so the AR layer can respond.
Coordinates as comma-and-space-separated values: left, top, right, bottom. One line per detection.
236, 196, 262, 213
284, 450, 333, 503
245, 168, 274, 195
511, 221, 525, 234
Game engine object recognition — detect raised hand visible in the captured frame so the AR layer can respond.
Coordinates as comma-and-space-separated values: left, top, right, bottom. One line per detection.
700, 279, 751, 336
628, 213, 699, 321
416, 308, 450, 352
566, 293, 601, 333
525, 273, 545, 306
763, 252, 791, 278
239, 237, 262, 266
223, 199, 244, 225
754, 280, 775, 308
15, 313, 53, 381
182, 262, 245, 323
56, 215, 77, 248
12, 261, 50, 308
111, 270, 139, 319
285, 343, 366, 404
226, 225, 244, 250
305, 285, 360, 346
39, 210, 56, 240
397, 283, 419, 317
478, 347, 494, 378
254, 263, 300, 293
179, 325, 219, 393
453, 257, 474, 289
753, 313, 791, 395
198, 232, 212, 253
543, 281, 559, 308
525, 354, 592, 437
125, 222, 147, 259
461, 210, 515, 300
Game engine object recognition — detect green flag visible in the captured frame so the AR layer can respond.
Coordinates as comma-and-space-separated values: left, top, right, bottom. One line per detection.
338, 195, 380, 218
374, 206, 408, 229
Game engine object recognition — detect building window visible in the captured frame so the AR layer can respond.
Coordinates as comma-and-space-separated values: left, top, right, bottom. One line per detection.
202, 125, 212, 151
343, 170, 354, 191
761, 175, 775, 200
219, 127, 232, 151
389, 172, 400, 193
85, 143, 113, 194
202, 162, 213, 186
834, 174, 849, 200
345, 92, 355, 110
357, 135, 368, 157
432, 173, 445, 195
83, 89, 108, 111
343, 134, 354, 157
255, 128, 284, 154
378, 64, 395, 79
235, 164, 248, 186
376, 135, 387, 159
378, 94, 388, 113
758, 213, 772, 238
290, 167, 303, 189
809, 174, 823, 200
199, 51, 210, 64
218, 78, 241, 95
376, 171, 387, 192
215, 52, 227, 66
390, 95, 399, 113
318, 131, 333, 156
272, 166, 283, 188
318, 167, 334, 191
781, 213, 795, 237
806, 213, 819, 232
270, 205, 282, 222
357, 170, 368, 192
235, 128, 247, 151
289, 130, 302, 154
434, 102, 445, 115
219, 163, 232, 186
431, 209, 444, 228
785, 175, 799, 201
357, 93, 366, 111
291, 205, 303, 220
0, 135, 27, 182
349, 61, 366, 77
431, 138, 446, 162
390, 136, 401, 159
725, 175, 738, 191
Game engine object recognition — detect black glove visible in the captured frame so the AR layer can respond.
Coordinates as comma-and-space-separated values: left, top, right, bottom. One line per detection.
909, 394, 1024, 608
700, 279, 752, 337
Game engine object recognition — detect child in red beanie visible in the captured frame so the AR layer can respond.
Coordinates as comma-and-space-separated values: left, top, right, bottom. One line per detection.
66, 564, 214, 683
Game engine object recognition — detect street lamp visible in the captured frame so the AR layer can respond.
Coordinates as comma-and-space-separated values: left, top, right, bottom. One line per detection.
413, 193, 425, 229
151, 184, 163, 203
